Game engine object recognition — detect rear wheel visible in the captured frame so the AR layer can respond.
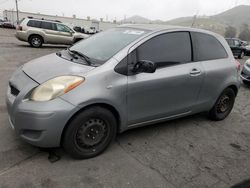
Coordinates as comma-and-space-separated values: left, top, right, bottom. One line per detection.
29, 35, 43, 48
208, 88, 235, 121
63, 106, 117, 159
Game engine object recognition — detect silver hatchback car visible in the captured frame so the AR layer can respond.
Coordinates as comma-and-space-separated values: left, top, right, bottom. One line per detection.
6, 25, 241, 159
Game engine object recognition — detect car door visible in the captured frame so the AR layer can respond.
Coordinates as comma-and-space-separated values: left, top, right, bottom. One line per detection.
127, 31, 204, 126
54, 23, 74, 44
190, 32, 230, 109
233, 39, 242, 55
40, 21, 59, 44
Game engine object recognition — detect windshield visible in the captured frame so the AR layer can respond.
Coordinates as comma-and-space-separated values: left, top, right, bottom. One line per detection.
70, 27, 148, 62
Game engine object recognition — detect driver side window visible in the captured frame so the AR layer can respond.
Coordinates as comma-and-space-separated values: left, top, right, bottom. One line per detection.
136, 32, 192, 68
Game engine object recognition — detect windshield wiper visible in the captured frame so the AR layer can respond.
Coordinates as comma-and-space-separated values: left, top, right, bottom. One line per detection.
67, 48, 92, 66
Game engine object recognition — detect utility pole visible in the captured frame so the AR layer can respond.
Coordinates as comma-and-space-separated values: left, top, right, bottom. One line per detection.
191, 15, 197, 27
15, 0, 19, 24
191, 11, 199, 28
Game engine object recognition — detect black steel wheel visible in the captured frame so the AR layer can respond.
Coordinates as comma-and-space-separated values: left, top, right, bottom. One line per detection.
63, 106, 117, 159
208, 88, 236, 121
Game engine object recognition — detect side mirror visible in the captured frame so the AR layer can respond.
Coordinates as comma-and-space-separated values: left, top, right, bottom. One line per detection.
132, 60, 157, 74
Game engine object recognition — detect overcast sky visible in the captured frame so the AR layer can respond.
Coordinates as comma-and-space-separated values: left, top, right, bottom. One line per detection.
1, 0, 250, 21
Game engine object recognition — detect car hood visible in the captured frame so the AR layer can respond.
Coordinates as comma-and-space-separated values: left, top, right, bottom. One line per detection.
22, 53, 95, 84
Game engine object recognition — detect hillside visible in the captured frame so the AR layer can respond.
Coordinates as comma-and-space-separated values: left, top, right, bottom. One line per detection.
165, 5, 250, 35
212, 5, 250, 28
120, 5, 250, 36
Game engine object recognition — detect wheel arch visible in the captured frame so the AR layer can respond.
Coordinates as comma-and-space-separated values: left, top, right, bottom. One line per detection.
227, 84, 238, 96
60, 103, 121, 146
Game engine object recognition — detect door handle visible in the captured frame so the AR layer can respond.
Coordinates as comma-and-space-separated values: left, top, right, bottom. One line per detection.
190, 68, 201, 76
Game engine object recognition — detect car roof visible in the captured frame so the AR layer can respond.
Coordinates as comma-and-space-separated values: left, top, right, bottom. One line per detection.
118, 24, 187, 31
26, 17, 61, 24
225, 38, 241, 40
118, 24, 218, 35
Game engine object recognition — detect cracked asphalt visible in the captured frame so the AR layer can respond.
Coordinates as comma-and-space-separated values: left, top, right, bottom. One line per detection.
0, 28, 250, 188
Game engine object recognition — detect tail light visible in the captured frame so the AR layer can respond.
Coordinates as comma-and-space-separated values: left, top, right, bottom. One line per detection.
235, 59, 241, 72
16, 25, 22, 31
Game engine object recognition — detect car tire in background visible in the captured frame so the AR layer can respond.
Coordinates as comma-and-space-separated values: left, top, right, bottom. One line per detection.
208, 88, 236, 121
63, 106, 117, 159
29, 35, 43, 48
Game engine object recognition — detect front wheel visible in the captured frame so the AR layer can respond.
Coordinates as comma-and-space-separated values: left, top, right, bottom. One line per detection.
63, 107, 117, 159
208, 88, 235, 121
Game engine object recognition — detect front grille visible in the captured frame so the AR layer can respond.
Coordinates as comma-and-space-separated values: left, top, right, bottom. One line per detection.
9, 84, 20, 96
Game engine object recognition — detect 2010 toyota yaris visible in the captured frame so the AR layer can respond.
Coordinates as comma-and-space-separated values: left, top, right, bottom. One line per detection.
6, 25, 241, 159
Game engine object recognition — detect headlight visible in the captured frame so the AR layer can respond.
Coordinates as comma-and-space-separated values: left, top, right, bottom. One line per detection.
31, 76, 84, 101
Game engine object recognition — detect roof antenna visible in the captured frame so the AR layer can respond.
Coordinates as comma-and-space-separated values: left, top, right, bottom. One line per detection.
191, 11, 199, 28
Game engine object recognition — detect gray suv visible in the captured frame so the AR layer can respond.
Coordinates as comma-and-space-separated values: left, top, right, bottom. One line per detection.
16, 17, 89, 47
6, 25, 241, 159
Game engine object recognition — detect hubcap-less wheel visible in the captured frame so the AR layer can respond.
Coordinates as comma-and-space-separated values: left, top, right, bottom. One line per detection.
63, 106, 117, 159
208, 88, 235, 121
76, 118, 108, 149
216, 95, 230, 113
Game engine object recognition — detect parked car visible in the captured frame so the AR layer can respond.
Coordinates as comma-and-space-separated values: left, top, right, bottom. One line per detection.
15, 17, 89, 47
73, 26, 86, 34
241, 59, 250, 84
85, 26, 99, 34
244, 45, 250, 56
6, 25, 241, 159
226, 38, 246, 59
0, 21, 15, 29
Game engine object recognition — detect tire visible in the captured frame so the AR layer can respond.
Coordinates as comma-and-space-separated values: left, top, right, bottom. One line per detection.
208, 88, 236, 121
63, 106, 117, 159
29, 35, 43, 48
238, 51, 245, 59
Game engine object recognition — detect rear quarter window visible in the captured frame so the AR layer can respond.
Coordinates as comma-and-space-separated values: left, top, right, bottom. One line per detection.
192, 32, 228, 61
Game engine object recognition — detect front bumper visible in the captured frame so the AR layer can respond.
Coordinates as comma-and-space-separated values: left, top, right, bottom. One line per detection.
241, 64, 250, 82
6, 69, 79, 147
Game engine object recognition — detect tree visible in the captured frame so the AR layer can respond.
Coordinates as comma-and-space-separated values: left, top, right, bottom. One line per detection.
239, 23, 250, 41
225, 26, 237, 38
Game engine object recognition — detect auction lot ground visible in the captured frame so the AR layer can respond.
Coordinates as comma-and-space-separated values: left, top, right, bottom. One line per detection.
0, 28, 250, 188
